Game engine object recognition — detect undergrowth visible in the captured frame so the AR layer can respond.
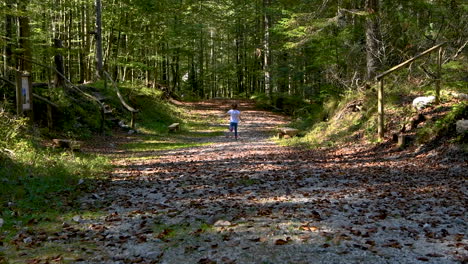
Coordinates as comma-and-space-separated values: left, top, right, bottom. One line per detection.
278, 55, 468, 149
0, 112, 110, 236
417, 102, 468, 144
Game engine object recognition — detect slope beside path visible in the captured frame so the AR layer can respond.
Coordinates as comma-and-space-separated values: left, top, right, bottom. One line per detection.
71, 100, 467, 264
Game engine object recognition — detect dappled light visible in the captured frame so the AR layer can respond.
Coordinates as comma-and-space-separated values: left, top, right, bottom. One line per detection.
65, 100, 467, 263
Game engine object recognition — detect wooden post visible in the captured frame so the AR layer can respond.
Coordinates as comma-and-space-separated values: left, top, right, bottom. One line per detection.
15, 72, 23, 115
131, 111, 135, 129
374, 43, 446, 140
378, 78, 384, 139
100, 107, 105, 134
16, 73, 34, 117
435, 47, 442, 104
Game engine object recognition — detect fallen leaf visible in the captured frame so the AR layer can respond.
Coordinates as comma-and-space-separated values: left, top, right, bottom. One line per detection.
382, 240, 402, 249
198, 258, 216, 264
275, 237, 291, 245
300, 224, 318, 232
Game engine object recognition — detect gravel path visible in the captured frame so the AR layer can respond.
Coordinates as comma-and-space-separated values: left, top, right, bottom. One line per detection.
74, 100, 467, 264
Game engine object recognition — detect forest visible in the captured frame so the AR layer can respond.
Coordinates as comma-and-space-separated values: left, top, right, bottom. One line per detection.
1, 0, 467, 263
1, 0, 465, 100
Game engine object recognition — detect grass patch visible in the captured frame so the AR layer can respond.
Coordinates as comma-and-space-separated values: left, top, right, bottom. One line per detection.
0, 146, 110, 229
124, 139, 212, 152
152, 220, 214, 242
4, 241, 99, 264
0, 138, 110, 263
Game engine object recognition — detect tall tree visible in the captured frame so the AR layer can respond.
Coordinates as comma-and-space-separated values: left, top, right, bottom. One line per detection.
94, 0, 103, 79
365, 0, 381, 80
263, 0, 271, 96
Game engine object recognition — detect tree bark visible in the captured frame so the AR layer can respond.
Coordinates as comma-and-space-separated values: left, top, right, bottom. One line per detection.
263, 0, 272, 96
95, 0, 103, 79
54, 38, 66, 88
365, 0, 381, 80
4, 0, 15, 80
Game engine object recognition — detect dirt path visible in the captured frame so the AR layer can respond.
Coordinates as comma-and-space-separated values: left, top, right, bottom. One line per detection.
74, 100, 467, 264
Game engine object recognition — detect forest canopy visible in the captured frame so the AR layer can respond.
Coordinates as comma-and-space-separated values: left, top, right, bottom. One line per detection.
0, 0, 467, 103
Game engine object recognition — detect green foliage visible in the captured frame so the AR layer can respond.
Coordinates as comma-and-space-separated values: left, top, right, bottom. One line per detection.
0, 132, 109, 233
0, 110, 27, 158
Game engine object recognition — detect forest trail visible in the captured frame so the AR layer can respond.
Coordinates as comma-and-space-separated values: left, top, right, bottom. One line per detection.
74, 100, 466, 264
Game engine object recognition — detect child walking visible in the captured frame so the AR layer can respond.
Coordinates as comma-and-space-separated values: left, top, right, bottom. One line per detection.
227, 104, 241, 140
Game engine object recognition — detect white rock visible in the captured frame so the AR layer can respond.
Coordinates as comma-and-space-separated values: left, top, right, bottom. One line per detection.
214, 220, 232, 226
0, 218, 4, 228
78, 179, 84, 185
412, 96, 435, 110
72, 215, 82, 223
451, 92, 468, 100
456, 120, 468, 134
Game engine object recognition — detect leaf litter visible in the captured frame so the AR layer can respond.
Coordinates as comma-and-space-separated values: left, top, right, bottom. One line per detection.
33, 100, 468, 263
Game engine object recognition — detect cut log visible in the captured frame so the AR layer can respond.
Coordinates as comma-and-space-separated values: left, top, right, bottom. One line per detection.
277, 127, 299, 139
52, 139, 81, 150
168, 123, 180, 132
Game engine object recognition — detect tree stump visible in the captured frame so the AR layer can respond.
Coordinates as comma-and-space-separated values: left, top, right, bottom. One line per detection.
52, 139, 81, 150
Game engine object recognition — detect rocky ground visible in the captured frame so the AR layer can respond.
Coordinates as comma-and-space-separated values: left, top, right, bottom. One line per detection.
22, 100, 468, 264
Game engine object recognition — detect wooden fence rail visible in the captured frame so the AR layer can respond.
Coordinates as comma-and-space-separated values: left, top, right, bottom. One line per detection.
375, 42, 446, 139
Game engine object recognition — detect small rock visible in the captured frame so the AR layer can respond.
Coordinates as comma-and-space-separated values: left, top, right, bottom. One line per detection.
412, 96, 435, 111
456, 120, 468, 134
23, 237, 33, 244
0, 218, 4, 228
128, 130, 136, 135
214, 220, 232, 227
78, 179, 84, 185
72, 215, 82, 223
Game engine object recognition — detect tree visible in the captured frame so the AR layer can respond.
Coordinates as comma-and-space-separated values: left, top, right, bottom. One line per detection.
94, 0, 103, 79
365, 0, 381, 80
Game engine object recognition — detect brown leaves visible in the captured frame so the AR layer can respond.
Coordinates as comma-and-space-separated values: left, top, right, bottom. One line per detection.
198, 258, 217, 264
156, 228, 173, 241
105, 212, 122, 222
275, 237, 292, 245
382, 240, 402, 249
300, 224, 319, 232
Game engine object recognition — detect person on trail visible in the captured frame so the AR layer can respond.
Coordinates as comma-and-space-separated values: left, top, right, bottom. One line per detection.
227, 103, 241, 140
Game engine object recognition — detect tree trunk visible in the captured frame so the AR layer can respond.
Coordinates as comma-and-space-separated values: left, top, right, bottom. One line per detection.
18, 5, 32, 74
54, 38, 66, 88
4, 0, 15, 80
95, 0, 103, 80
365, 0, 381, 80
199, 29, 205, 98
18, 0, 33, 118
263, 0, 271, 96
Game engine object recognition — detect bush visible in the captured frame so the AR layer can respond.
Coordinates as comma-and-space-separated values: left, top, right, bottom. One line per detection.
0, 109, 27, 159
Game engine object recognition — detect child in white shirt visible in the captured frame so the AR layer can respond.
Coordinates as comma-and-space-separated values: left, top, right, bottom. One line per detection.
227, 104, 241, 140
